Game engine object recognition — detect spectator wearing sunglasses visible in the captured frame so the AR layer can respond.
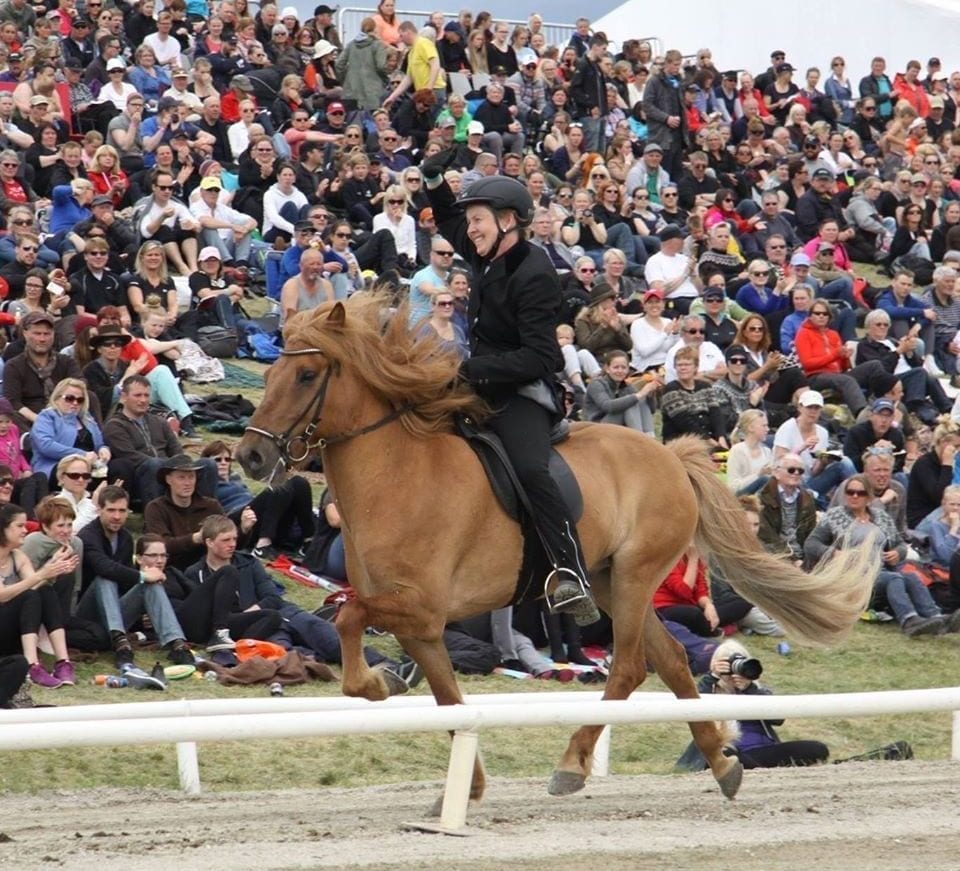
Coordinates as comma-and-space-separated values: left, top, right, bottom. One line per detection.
30, 377, 108, 484
756, 452, 818, 562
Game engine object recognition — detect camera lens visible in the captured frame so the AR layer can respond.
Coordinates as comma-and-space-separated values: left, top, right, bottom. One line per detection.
728, 654, 763, 680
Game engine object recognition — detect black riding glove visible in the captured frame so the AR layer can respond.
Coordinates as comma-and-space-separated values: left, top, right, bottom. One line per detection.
422, 147, 458, 185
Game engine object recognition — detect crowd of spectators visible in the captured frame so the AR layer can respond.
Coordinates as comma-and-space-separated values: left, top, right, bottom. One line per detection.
1, 1, 960, 706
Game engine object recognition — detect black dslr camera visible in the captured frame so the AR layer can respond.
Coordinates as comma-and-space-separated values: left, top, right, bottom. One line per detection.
727, 653, 763, 680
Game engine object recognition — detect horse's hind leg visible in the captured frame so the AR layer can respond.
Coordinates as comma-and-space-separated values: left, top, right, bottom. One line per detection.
398, 635, 487, 812
642, 609, 743, 799
549, 564, 648, 796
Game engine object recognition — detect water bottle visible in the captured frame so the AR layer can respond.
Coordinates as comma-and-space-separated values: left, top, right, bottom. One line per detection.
105, 675, 128, 688
204, 670, 218, 682
777, 642, 791, 656
269, 681, 284, 697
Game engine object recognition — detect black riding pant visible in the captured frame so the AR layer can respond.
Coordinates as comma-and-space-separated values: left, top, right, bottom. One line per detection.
485, 394, 587, 582
172, 571, 242, 644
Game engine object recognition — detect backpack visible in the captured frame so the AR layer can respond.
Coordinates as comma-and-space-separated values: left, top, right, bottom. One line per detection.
197, 324, 239, 358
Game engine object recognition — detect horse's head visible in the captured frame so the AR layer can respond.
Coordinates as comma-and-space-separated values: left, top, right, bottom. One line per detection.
237, 302, 350, 481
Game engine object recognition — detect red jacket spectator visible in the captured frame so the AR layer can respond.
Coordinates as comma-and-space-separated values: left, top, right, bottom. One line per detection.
653, 555, 709, 610
794, 318, 850, 375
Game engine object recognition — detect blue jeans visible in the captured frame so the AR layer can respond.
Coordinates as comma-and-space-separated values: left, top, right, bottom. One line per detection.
735, 475, 769, 496
805, 456, 857, 508
76, 576, 185, 645
874, 570, 941, 624
323, 534, 346, 581
200, 228, 252, 266
819, 277, 855, 308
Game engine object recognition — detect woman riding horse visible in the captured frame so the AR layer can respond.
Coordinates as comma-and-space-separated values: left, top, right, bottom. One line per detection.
421, 167, 600, 625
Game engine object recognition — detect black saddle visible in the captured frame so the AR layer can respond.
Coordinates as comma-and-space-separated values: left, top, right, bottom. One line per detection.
454, 416, 583, 525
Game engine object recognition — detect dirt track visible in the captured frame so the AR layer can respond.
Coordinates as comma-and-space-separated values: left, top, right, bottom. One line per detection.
5, 762, 960, 870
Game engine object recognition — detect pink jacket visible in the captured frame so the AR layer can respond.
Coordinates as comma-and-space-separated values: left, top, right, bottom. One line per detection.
0, 426, 30, 477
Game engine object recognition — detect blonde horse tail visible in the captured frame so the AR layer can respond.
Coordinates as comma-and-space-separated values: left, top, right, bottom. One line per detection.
668, 437, 876, 646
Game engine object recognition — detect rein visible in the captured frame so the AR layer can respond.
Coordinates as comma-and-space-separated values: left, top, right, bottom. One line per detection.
244, 346, 412, 481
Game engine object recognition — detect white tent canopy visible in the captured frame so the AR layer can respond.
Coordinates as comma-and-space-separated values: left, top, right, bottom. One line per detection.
594, 0, 960, 82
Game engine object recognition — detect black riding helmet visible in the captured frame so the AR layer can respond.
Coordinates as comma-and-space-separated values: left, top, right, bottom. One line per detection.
459, 176, 535, 227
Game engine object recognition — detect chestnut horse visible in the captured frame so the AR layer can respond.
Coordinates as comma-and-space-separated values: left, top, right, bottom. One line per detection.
236, 296, 876, 804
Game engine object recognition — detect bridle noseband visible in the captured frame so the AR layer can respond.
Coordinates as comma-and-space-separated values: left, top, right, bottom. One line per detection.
244, 347, 412, 483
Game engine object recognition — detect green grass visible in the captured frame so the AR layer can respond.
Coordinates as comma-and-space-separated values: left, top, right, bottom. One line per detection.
8, 613, 960, 794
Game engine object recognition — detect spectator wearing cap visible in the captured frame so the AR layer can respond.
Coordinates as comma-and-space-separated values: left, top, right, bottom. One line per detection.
795, 166, 849, 243
625, 143, 672, 207
73, 194, 138, 270
843, 399, 907, 476
335, 17, 388, 112
220, 74, 259, 125
307, 3, 341, 50
925, 95, 953, 141
14, 65, 68, 141
2, 311, 85, 431
644, 225, 698, 316
190, 176, 257, 267
61, 16, 95, 68
94, 58, 138, 115
690, 276, 742, 350
165, 66, 202, 117
713, 343, 769, 439
139, 95, 212, 169
127, 45, 171, 105
437, 19, 468, 74
507, 48, 545, 127
0, 50, 23, 85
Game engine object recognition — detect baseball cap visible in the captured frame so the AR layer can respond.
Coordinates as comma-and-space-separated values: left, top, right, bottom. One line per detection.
71, 17, 91, 28
294, 220, 314, 232
798, 390, 825, 408
703, 287, 725, 301
467, 120, 484, 135
775, 62, 794, 73
314, 3, 335, 14
658, 225, 682, 242
803, 135, 820, 148
437, 115, 456, 128
106, 58, 126, 71
929, 57, 942, 66
64, 58, 83, 71
516, 48, 537, 67
929, 95, 945, 109
198, 246, 222, 261
790, 251, 811, 267
642, 287, 665, 301
817, 242, 835, 253
29, 95, 49, 107
326, 101, 345, 114
871, 398, 896, 413
911, 172, 928, 183
230, 75, 254, 92
443, 21, 465, 38
171, 66, 188, 78
643, 142, 663, 154
21, 311, 56, 329
199, 177, 222, 191
157, 95, 180, 111
7, 52, 21, 63
90, 195, 113, 207
724, 344, 748, 361
812, 168, 833, 180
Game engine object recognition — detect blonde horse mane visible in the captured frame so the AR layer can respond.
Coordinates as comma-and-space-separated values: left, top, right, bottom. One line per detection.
282, 290, 489, 439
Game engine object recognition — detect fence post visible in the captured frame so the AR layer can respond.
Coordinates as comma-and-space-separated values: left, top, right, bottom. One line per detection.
593, 725, 611, 777
439, 730, 478, 831
952, 710, 960, 762
177, 742, 201, 795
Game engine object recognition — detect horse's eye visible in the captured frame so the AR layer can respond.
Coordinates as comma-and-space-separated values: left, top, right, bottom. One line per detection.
297, 369, 316, 384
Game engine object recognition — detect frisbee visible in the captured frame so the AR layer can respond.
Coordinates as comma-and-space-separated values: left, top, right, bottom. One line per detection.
164, 664, 196, 680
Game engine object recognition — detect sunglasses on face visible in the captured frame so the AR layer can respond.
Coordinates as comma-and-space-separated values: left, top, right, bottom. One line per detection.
20, 245, 36, 252
845, 488, 868, 497
61, 394, 84, 404
387, 199, 404, 205
662, 192, 678, 198
155, 184, 173, 191
334, 232, 352, 239
684, 328, 705, 335
214, 456, 231, 463
63, 471, 91, 480
435, 301, 454, 308
11, 219, 31, 225
0, 477, 13, 486
781, 466, 804, 475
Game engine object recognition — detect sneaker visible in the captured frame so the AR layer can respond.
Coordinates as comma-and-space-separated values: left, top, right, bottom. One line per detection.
253, 544, 280, 561
551, 577, 602, 627
924, 356, 946, 377
51, 660, 75, 686
124, 667, 166, 691
28, 662, 63, 689
902, 614, 946, 637
6, 681, 35, 708
395, 657, 423, 689
206, 628, 236, 652
167, 643, 196, 666
942, 609, 960, 634
114, 645, 135, 670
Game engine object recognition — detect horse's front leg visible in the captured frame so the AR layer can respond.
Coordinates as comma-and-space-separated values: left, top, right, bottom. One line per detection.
336, 597, 396, 700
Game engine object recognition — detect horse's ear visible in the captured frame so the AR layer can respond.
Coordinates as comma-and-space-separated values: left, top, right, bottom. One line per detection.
326, 302, 347, 330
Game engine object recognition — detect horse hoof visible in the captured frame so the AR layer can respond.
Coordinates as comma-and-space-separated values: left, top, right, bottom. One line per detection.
716, 760, 743, 799
548, 769, 586, 796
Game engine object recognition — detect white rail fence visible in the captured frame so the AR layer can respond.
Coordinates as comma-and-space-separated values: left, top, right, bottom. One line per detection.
5, 687, 960, 832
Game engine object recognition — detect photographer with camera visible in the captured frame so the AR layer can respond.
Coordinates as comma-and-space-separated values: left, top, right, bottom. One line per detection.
675, 639, 830, 771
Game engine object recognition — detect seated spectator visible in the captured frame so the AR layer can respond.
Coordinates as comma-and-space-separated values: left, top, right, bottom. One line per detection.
70, 235, 131, 326
558, 256, 596, 325
844, 176, 894, 261
54, 455, 100, 534
713, 344, 768, 439
127, 44, 171, 104
829, 447, 908, 536
773, 389, 857, 508
200, 440, 315, 560
780, 283, 857, 355
573, 285, 632, 363
144, 454, 255, 571
804, 474, 959, 637
906, 417, 960, 528
30, 378, 109, 486
280, 247, 334, 326
875, 268, 938, 373
372, 183, 416, 270
885, 201, 932, 272
735, 258, 791, 316
915, 486, 960, 611
0, 397, 45, 518
660, 345, 728, 446
664, 314, 726, 383
263, 162, 309, 244
922, 265, 960, 377
103, 376, 216, 505
676, 639, 829, 771
843, 399, 907, 475
644, 225, 699, 316
583, 349, 657, 434
689, 272, 749, 350
725, 409, 774, 496
600, 247, 645, 313
188, 248, 243, 331
76, 484, 195, 669
184, 515, 415, 679
136, 170, 201, 277
697, 221, 747, 286
2, 312, 84, 432
190, 176, 258, 268
756, 452, 819, 562
654, 546, 749, 637
408, 236, 455, 325
0, 501, 79, 688
629, 287, 680, 373
125, 241, 179, 327
794, 299, 884, 417
424, 291, 468, 360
